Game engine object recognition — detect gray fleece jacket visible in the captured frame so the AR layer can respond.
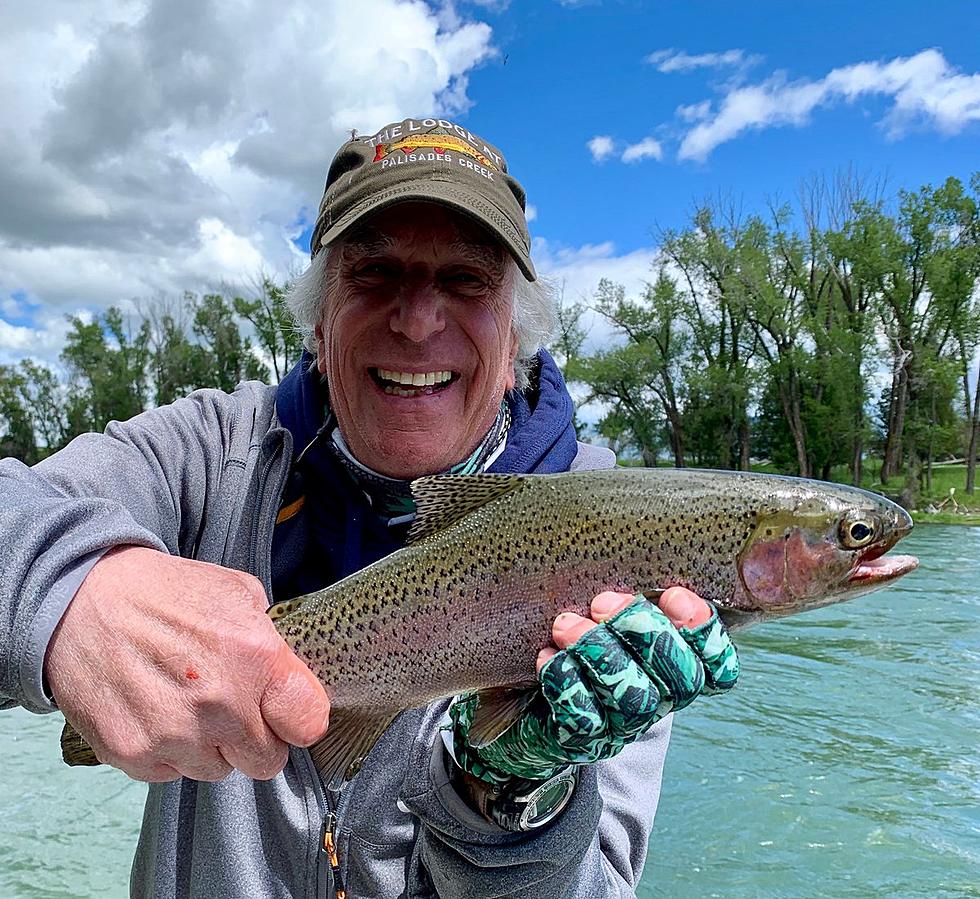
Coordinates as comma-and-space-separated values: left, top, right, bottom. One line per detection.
0, 381, 671, 899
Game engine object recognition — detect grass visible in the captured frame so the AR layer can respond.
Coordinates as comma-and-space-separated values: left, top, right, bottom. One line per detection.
629, 456, 980, 523
859, 463, 980, 523
749, 461, 980, 524
910, 510, 980, 525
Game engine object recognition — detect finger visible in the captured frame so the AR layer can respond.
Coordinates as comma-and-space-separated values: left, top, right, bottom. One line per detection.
678, 610, 740, 694
552, 612, 598, 649
605, 600, 705, 714
567, 625, 666, 741
170, 750, 235, 783
538, 652, 608, 758
219, 737, 290, 781
658, 586, 712, 630
590, 591, 637, 622
119, 761, 185, 783
259, 648, 331, 748
535, 646, 558, 674
206, 704, 292, 781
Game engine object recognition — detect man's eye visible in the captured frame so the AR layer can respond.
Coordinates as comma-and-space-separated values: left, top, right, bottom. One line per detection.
354, 263, 396, 279
443, 271, 485, 288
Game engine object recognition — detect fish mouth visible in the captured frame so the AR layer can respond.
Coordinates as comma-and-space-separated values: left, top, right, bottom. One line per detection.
848, 553, 919, 584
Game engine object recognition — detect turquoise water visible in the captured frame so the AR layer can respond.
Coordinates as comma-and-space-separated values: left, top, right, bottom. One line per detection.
1, 526, 976, 897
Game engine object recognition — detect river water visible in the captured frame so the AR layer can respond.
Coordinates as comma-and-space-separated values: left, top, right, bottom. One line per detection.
0, 525, 976, 897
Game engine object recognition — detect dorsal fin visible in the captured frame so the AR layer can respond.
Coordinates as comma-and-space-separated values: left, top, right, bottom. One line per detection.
407, 474, 527, 544
266, 596, 307, 623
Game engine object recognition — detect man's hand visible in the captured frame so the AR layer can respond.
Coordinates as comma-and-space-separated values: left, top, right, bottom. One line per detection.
452, 588, 739, 785
44, 546, 330, 783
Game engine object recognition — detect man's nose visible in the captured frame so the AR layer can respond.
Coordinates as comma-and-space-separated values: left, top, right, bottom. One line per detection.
389, 281, 446, 343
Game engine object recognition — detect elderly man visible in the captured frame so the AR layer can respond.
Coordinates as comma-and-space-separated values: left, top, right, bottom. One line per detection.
0, 118, 737, 898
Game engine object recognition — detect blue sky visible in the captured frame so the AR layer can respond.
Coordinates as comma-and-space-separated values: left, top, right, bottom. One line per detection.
469, 0, 980, 252
0, 0, 978, 368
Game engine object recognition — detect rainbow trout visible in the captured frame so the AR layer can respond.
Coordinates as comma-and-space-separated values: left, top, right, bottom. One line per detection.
62, 468, 917, 785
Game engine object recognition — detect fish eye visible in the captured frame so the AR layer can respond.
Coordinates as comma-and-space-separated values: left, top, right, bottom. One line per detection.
840, 517, 876, 548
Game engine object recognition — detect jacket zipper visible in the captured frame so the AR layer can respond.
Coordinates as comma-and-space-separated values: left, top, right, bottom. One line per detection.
251, 432, 346, 899
320, 811, 347, 899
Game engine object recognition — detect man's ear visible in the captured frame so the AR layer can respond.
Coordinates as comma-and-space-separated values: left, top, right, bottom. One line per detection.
314, 324, 327, 375
505, 328, 518, 391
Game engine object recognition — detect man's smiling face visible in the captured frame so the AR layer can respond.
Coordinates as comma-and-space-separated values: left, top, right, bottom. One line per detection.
315, 202, 519, 479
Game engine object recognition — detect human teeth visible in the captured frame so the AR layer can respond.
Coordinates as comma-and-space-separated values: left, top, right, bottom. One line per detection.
376, 368, 454, 387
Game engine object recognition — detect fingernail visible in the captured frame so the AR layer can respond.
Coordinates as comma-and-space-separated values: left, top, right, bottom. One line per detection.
591, 592, 625, 617
661, 588, 711, 628
554, 612, 578, 630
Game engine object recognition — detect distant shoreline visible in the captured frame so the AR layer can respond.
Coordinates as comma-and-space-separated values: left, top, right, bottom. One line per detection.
910, 512, 980, 526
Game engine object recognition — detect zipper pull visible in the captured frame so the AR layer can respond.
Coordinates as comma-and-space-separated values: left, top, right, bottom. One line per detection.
320, 812, 346, 899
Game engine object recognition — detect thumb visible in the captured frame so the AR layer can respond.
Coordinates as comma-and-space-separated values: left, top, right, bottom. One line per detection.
658, 586, 712, 630
260, 643, 331, 748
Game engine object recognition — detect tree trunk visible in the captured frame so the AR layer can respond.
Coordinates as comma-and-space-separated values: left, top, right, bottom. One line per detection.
851, 405, 864, 486
881, 360, 910, 482
667, 413, 685, 468
967, 355, 980, 494
779, 374, 810, 478
738, 417, 750, 471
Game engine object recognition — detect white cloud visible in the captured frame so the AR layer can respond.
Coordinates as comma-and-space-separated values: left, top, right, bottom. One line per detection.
677, 100, 712, 122
524, 204, 538, 222
0, 305, 77, 368
532, 237, 657, 352
678, 48, 980, 161
587, 135, 615, 162
647, 48, 759, 74
0, 0, 496, 348
621, 137, 663, 163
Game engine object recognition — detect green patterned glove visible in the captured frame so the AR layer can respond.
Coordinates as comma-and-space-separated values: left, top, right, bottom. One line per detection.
452, 596, 739, 786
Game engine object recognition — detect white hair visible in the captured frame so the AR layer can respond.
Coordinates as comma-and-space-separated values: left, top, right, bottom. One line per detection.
285, 250, 556, 391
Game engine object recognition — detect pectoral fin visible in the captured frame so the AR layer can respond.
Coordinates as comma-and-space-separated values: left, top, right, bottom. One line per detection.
465, 685, 538, 749
61, 719, 101, 767
307, 708, 400, 790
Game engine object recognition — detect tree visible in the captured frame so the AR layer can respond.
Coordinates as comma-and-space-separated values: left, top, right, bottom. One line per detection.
547, 282, 589, 438
192, 293, 269, 391
573, 280, 676, 466
0, 365, 38, 463
233, 276, 303, 383
660, 202, 756, 469
17, 360, 72, 456
139, 294, 214, 406
61, 307, 151, 436
584, 275, 690, 465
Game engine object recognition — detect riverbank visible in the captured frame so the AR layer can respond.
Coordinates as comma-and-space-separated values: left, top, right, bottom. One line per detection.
911, 510, 980, 525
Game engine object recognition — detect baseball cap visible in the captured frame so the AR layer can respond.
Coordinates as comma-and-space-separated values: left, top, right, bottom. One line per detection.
310, 117, 536, 280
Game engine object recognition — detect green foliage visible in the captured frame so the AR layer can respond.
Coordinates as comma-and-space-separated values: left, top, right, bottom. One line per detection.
567, 172, 978, 482
0, 365, 38, 463
0, 279, 296, 462
192, 293, 269, 392
573, 276, 689, 465
233, 277, 303, 382
61, 307, 151, 437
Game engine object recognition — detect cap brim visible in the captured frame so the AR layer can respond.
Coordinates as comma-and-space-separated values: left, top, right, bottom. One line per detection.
318, 180, 537, 281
